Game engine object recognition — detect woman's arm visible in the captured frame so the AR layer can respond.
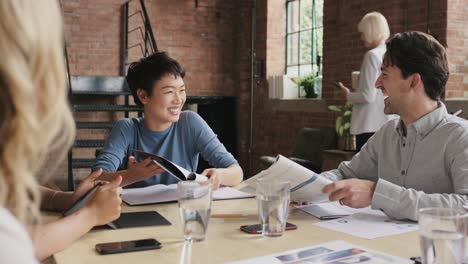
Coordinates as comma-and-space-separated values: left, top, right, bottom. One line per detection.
32, 176, 123, 261
98, 156, 163, 187
202, 164, 244, 189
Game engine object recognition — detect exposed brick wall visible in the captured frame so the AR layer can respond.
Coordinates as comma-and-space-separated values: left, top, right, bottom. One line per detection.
52, 0, 465, 185
446, 0, 468, 98
249, 0, 466, 175
61, 0, 122, 76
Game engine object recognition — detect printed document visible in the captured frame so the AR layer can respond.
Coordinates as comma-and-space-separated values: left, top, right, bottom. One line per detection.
225, 240, 412, 264
236, 155, 331, 202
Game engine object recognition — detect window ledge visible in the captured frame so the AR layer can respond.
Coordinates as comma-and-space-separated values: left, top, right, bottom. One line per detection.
267, 98, 327, 112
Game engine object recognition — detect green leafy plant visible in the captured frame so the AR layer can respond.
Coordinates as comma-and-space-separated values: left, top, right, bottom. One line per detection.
297, 75, 322, 98
328, 103, 353, 137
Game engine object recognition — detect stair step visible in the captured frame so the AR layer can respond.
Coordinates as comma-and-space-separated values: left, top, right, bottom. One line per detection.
71, 159, 96, 168
74, 140, 106, 148
73, 105, 143, 112
71, 75, 130, 95
76, 122, 116, 129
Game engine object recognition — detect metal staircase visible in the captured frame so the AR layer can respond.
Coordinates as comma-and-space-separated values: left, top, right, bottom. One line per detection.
66, 0, 157, 191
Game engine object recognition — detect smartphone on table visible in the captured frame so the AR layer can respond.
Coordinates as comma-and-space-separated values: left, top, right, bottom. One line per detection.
240, 222, 297, 234
95, 238, 161, 254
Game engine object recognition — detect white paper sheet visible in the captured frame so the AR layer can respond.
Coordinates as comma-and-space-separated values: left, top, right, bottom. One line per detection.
236, 155, 331, 202
122, 184, 254, 205
225, 240, 412, 264
314, 210, 418, 239
297, 202, 367, 219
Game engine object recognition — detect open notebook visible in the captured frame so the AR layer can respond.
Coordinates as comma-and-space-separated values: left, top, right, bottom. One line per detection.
122, 184, 254, 206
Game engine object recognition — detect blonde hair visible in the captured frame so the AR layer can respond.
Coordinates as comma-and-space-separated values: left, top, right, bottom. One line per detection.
357, 12, 390, 45
0, 0, 75, 224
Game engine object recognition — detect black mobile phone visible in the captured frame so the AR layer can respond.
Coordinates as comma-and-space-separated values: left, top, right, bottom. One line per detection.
95, 238, 161, 255
240, 222, 297, 234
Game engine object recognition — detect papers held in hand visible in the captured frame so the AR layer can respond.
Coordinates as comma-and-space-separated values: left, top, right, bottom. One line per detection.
236, 155, 332, 203
132, 149, 208, 182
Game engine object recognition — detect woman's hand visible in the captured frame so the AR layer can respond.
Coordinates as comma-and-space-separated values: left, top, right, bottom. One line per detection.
85, 176, 123, 226
127, 156, 164, 181
70, 169, 107, 205
337, 81, 351, 97
201, 168, 221, 190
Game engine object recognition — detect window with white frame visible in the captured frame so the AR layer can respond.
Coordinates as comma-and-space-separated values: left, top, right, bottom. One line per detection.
286, 0, 323, 95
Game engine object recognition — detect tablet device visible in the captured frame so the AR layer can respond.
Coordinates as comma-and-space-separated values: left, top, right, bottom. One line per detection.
62, 183, 102, 217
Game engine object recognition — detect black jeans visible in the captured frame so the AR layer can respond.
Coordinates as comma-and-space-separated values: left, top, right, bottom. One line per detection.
356, 132, 374, 152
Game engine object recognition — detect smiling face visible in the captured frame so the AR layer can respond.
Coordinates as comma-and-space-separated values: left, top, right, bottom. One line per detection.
138, 74, 186, 131
375, 59, 412, 115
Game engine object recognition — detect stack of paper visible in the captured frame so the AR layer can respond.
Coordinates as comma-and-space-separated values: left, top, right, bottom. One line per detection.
297, 202, 366, 220
122, 185, 254, 206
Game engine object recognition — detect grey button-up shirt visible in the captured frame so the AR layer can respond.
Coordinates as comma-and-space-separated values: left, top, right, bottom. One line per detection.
321, 102, 468, 220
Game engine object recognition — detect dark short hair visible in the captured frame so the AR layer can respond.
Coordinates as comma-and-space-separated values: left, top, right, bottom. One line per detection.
384, 31, 449, 100
126, 52, 185, 106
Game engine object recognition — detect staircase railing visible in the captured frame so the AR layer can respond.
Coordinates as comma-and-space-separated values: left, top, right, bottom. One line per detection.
122, 0, 158, 74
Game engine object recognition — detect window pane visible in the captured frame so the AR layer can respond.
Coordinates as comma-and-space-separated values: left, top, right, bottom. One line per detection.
316, 26, 323, 59
286, 66, 299, 78
299, 30, 312, 64
299, 64, 312, 77
300, 0, 313, 30
314, 0, 323, 28
287, 32, 299, 65
287, 1, 299, 33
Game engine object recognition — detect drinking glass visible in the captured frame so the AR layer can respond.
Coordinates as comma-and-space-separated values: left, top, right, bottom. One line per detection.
256, 179, 290, 237
177, 181, 213, 264
418, 207, 467, 264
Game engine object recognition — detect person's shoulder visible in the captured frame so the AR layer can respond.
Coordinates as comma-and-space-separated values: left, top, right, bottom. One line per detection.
0, 208, 37, 263
0, 208, 32, 246
114, 118, 139, 130
442, 114, 468, 133
365, 47, 385, 61
180, 110, 204, 123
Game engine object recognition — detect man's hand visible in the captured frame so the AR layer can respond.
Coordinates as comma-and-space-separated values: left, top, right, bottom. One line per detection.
322, 179, 376, 208
86, 176, 123, 226
127, 156, 164, 180
201, 168, 221, 190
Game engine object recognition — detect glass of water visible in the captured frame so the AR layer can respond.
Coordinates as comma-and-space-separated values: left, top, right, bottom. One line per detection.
256, 179, 290, 237
178, 181, 213, 241
418, 207, 467, 264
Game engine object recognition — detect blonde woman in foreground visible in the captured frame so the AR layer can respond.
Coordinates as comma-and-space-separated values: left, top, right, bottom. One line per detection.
0, 0, 122, 262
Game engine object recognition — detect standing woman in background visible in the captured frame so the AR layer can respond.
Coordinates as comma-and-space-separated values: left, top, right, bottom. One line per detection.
336, 12, 394, 151
0, 0, 122, 262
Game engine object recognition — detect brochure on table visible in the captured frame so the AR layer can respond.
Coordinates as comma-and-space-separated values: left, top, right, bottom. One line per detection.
314, 209, 418, 239
225, 240, 412, 264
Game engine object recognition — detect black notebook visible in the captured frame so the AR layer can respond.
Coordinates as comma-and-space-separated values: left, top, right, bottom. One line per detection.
107, 211, 171, 229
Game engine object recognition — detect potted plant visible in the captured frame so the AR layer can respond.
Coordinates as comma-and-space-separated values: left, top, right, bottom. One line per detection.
328, 103, 356, 151
297, 75, 321, 98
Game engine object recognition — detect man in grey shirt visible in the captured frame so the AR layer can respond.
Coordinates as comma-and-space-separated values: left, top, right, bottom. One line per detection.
321, 31, 468, 221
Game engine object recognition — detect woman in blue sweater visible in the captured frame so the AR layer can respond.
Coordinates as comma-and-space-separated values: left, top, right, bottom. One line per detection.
94, 52, 243, 189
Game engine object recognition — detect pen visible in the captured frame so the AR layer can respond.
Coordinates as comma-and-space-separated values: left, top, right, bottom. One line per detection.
210, 213, 248, 218
319, 215, 349, 220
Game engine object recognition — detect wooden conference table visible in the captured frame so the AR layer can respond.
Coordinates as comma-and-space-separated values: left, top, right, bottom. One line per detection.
52, 198, 419, 263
